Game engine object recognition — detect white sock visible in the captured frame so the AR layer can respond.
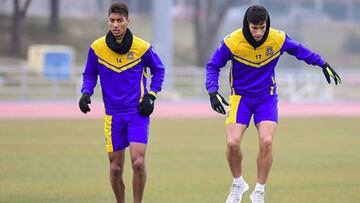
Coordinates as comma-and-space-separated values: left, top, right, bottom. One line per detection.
233, 176, 245, 185
254, 182, 265, 192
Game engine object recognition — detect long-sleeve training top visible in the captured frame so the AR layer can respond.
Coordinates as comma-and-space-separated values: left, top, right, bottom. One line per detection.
81, 35, 165, 114
206, 28, 325, 98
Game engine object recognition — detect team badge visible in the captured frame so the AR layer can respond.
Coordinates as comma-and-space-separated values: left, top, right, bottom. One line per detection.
126, 51, 134, 60
265, 46, 274, 56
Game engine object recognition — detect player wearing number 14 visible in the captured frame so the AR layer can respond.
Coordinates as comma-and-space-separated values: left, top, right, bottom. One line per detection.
205, 5, 341, 203
79, 2, 165, 203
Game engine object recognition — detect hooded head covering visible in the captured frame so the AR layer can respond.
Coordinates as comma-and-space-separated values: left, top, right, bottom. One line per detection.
242, 5, 270, 48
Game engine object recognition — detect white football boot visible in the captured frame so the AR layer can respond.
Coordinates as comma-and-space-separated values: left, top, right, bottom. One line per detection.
225, 182, 249, 203
250, 190, 265, 203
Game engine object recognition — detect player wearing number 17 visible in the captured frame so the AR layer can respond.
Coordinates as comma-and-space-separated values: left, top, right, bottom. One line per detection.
205, 5, 341, 203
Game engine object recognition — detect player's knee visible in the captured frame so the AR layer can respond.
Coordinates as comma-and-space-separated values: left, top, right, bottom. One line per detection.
110, 164, 123, 178
259, 137, 272, 152
227, 139, 240, 151
131, 157, 145, 172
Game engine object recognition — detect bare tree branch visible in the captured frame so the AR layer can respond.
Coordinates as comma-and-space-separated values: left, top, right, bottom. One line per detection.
10, 0, 32, 56
20, 0, 32, 17
193, 0, 235, 66
49, 0, 60, 32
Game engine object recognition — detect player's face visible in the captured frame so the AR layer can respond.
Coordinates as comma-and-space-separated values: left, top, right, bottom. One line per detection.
249, 22, 267, 42
108, 13, 129, 40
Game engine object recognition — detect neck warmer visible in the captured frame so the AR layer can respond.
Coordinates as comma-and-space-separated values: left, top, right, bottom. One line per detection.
105, 28, 133, 54
242, 8, 271, 48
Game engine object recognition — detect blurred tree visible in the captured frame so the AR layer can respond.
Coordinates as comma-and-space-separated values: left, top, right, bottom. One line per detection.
193, 0, 235, 66
49, 0, 60, 32
10, 0, 32, 56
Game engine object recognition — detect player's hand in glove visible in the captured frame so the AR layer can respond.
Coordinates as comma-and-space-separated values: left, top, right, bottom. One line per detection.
322, 62, 342, 85
138, 93, 156, 117
209, 91, 229, 115
79, 93, 91, 114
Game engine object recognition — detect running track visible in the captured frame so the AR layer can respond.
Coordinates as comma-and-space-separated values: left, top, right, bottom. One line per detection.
1, 101, 360, 119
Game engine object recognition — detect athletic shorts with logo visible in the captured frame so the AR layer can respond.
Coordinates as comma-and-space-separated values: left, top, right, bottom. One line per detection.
226, 94, 278, 126
104, 112, 150, 152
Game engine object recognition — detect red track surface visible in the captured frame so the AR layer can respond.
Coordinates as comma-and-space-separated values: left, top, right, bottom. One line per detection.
1, 101, 360, 119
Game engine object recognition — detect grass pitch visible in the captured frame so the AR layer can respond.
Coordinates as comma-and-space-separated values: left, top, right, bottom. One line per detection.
0, 117, 359, 203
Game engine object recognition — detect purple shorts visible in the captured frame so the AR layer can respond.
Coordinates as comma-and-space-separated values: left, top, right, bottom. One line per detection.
226, 94, 278, 126
104, 112, 150, 152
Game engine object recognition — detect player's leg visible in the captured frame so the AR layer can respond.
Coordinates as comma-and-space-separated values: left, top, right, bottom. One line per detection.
226, 123, 247, 179
256, 121, 277, 184
127, 113, 150, 203
249, 121, 276, 203
251, 95, 278, 203
104, 114, 129, 203
108, 150, 126, 203
130, 143, 147, 203
225, 95, 252, 203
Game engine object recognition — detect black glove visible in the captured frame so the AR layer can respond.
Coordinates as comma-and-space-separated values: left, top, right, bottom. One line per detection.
209, 91, 229, 115
322, 62, 342, 85
138, 94, 156, 117
79, 93, 91, 114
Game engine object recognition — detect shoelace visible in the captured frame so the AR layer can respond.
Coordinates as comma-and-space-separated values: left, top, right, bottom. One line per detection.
252, 191, 265, 202
227, 184, 242, 200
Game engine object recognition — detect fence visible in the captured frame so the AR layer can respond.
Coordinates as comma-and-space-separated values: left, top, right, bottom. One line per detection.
0, 65, 359, 102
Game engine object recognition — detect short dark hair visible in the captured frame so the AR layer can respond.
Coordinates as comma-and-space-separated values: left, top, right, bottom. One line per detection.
246, 5, 268, 25
108, 2, 129, 17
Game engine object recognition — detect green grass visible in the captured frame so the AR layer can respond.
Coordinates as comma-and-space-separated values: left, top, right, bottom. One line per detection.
0, 117, 360, 203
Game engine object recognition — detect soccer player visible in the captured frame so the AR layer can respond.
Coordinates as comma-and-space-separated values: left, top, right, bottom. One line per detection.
78, 2, 165, 203
205, 5, 341, 203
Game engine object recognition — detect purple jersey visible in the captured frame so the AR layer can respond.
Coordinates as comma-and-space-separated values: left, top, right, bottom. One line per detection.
206, 28, 325, 98
81, 35, 165, 114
